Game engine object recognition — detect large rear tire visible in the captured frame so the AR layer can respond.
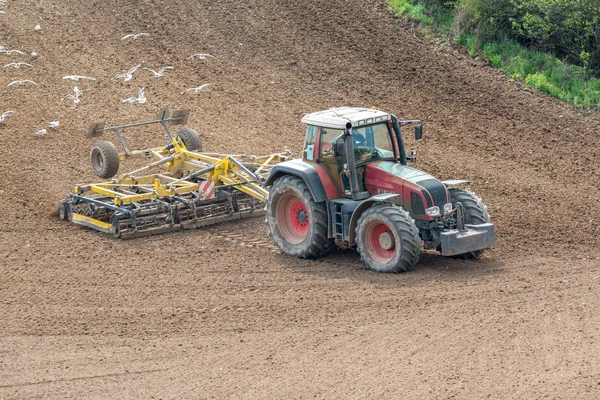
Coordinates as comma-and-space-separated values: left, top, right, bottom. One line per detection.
90, 141, 120, 178
449, 189, 490, 259
266, 175, 334, 258
176, 128, 202, 151
356, 204, 421, 273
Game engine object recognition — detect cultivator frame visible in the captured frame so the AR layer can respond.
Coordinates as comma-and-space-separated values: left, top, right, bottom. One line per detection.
60, 109, 292, 238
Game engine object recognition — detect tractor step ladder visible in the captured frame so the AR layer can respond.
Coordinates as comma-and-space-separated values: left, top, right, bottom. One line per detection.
333, 202, 344, 240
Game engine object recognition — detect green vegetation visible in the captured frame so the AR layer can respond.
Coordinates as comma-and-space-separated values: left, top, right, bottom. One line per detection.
386, 0, 600, 111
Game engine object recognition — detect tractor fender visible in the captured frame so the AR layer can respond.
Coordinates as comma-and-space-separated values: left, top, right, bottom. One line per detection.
264, 160, 329, 203
348, 193, 400, 246
441, 179, 470, 188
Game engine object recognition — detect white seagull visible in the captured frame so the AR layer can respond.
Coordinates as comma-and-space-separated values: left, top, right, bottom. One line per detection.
113, 63, 141, 81
121, 33, 150, 40
187, 53, 218, 60
2, 49, 26, 55
63, 75, 96, 81
0, 11, 5, 15
181, 82, 214, 95
143, 66, 174, 77
3, 62, 33, 69
7, 79, 37, 87
0, 111, 14, 123
33, 128, 47, 136
61, 85, 84, 104
48, 120, 60, 129
122, 87, 146, 104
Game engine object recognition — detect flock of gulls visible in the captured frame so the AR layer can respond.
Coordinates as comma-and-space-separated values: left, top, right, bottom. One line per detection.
1, 22, 218, 136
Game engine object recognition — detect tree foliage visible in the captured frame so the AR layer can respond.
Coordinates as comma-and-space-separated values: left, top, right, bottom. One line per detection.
451, 0, 600, 74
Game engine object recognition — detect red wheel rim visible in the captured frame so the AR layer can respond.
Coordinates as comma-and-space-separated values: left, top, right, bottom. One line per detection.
276, 194, 309, 244
365, 222, 396, 263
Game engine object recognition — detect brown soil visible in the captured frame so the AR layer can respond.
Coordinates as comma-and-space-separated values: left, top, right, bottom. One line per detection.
1, 0, 599, 398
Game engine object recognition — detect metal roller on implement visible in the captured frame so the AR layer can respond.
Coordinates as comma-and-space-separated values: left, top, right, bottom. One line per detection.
59, 109, 292, 238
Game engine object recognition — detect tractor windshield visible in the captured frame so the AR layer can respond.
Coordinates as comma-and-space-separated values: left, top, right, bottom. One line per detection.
352, 122, 395, 165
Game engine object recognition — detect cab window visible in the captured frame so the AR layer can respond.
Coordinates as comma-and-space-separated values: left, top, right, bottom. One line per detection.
303, 125, 318, 161
352, 122, 396, 164
319, 128, 344, 159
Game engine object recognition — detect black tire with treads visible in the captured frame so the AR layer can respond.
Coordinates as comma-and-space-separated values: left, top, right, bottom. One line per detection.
449, 188, 491, 259
355, 204, 421, 273
176, 128, 202, 151
90, 141, 120, 179
266, 175, 334, 259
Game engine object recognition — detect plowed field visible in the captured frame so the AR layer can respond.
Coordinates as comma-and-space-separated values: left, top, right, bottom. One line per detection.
1, 0, 599, 398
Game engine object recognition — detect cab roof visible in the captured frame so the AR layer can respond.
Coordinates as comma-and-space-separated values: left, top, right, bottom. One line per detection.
301, 107, 391, 130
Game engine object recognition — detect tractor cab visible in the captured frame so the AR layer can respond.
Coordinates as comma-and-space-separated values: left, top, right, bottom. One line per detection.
300, 107, 420, 200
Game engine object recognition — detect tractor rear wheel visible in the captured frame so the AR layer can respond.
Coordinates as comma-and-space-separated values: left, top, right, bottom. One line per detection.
176, 128, 202, 151
90, 141, 120, 178
266, 175, 334, 258
356, 204, 421, 273
449, 189, 490, 259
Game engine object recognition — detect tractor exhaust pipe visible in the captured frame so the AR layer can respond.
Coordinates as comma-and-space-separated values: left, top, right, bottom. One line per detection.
344, 122, 370, 201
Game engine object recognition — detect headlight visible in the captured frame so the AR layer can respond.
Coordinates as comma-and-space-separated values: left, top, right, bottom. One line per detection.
425, 206, 440, 217
443, 203, 453, 215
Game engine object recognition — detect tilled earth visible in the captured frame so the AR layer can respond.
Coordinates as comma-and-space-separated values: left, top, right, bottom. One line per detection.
1, 0, 599, 398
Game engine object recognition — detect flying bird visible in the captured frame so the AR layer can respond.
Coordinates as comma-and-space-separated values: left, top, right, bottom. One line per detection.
3, 49, 26, 55
63, 75, 96, 81
121, 33, 150, 40
33, 128, 47, 136
122, 87, 146, 104
7, 79, 37, 87
0, 111, 14, 123
3, 62, 33, 69
181, 83, 214, 95
61, 85, 84, 104
48, 120, 60, 128
187, 53, 218, 60
113, 63, 141, 81
143, 66, 174, 77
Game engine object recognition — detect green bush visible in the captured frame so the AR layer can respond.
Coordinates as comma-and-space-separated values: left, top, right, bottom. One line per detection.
387, 0, 600, 111
388, 0, 433, 24
452, 0, 600, 74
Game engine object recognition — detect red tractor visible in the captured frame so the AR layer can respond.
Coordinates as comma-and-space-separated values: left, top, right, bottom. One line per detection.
264, 107, 495, 273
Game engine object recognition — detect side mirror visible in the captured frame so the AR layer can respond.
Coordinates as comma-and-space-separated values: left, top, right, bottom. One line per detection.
407, 150, 417, 162
415, 125, 423, 140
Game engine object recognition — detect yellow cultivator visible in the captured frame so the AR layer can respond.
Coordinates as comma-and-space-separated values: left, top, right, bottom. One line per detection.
59, 109, 291, 238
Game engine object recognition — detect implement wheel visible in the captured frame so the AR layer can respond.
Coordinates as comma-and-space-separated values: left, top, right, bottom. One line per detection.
176, 128, 202, 151
266, 175, 333, 258
356, 204, 421, 273
90, 141, 120, 178
449, 189, 490, 259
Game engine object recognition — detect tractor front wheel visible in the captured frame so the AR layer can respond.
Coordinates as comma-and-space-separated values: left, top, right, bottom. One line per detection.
266, 175, 333, 258
449, 189, 490, 259
356, 204, 421, 273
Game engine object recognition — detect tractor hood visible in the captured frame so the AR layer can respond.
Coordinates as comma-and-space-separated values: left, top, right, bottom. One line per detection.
364, 161, 449, 218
